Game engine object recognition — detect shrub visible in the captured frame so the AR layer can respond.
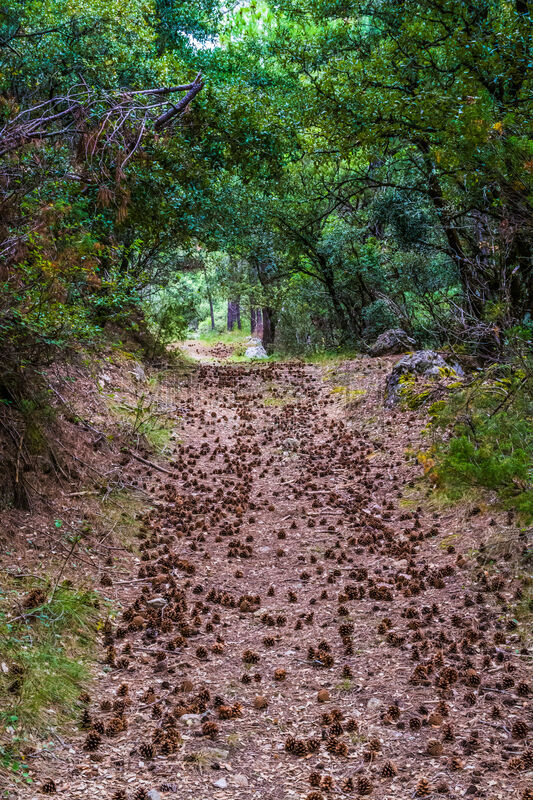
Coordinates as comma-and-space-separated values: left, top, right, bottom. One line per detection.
428, 354, 533, 522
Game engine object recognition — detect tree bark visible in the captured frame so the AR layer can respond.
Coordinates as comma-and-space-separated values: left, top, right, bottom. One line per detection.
262, 307, 276, 350
203, 266, 215, 330
227, 300, 240, 331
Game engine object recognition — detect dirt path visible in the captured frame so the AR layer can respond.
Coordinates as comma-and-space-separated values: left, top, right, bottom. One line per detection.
27, 356, 531, 800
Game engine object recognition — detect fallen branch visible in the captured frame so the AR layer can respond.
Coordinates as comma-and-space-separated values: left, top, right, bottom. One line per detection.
124, 448, 173, 475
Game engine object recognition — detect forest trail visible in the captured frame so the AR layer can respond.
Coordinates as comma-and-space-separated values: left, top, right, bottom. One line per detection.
27, 358, 530, 800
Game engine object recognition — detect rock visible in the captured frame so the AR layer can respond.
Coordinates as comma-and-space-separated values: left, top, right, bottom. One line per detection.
253, 695, 268, 709
369, 328, 415, 356
384, 350, 464, 407
317, 689, 330, 703
148, 791, 162, 800
282, 437, 299, 451
131, 363, 146, 382
367, 697, 382, 711
232, 775, 249, 788
247, 337, 262, 346
213, 778, 228, 789
245, 343, 268, 359
205, 748, 229, 761
146, 597, 166, 608
180, 713, 202, 723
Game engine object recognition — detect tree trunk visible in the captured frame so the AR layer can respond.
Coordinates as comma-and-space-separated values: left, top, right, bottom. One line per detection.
227, 300, 240, 331
262, 307, 276, 350
251, 308, 256, 334
203, 266, 215, 330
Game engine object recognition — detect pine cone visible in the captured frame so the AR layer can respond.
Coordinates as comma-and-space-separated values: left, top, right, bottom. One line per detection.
92, 719, 105, 734
441, 723, 454, 742
356, 775, 373, 795
217, 705, 233, 720
512, 720, 529, 739
284, 736, 296, 753
387, 704, 400, 720
242, 649, 259, 663
41, 779, 57, 794
79, 708, 92, 729
106, 716, 126, 737
415, 777, 431, 796
112, 792, 127, 800
83, 731, 101, 751
293, 739, 308, 757
133, 790, 149, 800
309, 772, 322, 787
426, 739, 443, 757
139, 742, 155, 759
202, 721, 218, 740
381, 760, 398, 777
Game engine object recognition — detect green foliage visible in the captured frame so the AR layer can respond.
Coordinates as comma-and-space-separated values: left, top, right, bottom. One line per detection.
0, 580, 102, 735
429, 356, 533, 521
2, 0, 532, 370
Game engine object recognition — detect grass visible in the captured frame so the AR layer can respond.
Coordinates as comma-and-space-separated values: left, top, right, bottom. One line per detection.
100, 488, 146, 553
0, 577, 103, 781
301, 348, 358, 364
109, 393, 175, 455
427, 363, 533, 523
193, 327, 251, 345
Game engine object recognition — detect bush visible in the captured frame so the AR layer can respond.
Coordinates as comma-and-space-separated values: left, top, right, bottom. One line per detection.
428, 355, 533, 522
361, 299, 401, 341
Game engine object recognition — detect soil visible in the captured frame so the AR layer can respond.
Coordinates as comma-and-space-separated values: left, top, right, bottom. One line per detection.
5, 348, 532, 800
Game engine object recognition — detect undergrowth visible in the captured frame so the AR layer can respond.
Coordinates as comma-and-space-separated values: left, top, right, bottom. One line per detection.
427, 353, 533, 522
0, 579, 103, 782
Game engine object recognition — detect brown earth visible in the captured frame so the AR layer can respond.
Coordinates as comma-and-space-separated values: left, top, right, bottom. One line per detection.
6, 349, 532, 800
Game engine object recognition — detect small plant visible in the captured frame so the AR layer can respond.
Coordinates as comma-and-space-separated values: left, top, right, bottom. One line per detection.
0, 742, 33, 786
0, 578, 102, 738
428, 356, 533, 522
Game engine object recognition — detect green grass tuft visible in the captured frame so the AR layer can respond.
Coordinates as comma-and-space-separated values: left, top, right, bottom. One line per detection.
0, 579, 103, 739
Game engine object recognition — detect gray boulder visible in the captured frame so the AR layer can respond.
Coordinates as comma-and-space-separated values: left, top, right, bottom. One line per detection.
245, 343, 268, 359
370, 328, 416, 356
385, 350, 464, 407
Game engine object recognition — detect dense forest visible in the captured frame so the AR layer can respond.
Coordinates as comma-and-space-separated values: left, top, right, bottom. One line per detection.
2, 0, 532, 354
0, 2, 532, 798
